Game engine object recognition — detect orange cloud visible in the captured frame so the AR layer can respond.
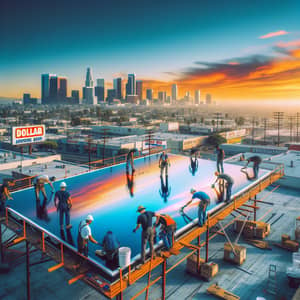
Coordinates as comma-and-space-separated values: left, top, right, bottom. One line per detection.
259, 30, 289, 39
276, 39, 300, 48
143, 42, 300, 101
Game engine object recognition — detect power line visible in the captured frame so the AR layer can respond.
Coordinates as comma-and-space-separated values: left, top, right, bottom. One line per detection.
214, 112, 222, 133
273, 112, 284, 146
262, 118, 268, 145
288, 115, 295, 142
296, 112, 300, 143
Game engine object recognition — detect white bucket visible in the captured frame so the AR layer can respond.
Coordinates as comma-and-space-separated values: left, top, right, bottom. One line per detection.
118, 247, 131, 268
256, 297, 266, 300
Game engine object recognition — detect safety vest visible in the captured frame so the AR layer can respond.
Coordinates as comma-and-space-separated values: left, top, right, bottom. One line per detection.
161, 214, 176, 226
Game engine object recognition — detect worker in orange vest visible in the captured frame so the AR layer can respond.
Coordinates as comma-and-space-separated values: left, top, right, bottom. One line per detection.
155, 214, 177, 250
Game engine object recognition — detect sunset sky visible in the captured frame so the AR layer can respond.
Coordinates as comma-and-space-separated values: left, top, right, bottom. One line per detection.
1, 0, 300, 102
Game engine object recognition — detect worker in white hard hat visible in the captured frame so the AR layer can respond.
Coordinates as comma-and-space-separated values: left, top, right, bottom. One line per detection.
34, 174, 55, 218
54, 181, 72, 231
77, 214, 99, 256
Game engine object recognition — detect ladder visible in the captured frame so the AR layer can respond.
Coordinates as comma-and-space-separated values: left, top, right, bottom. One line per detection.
266, 264, 277, 295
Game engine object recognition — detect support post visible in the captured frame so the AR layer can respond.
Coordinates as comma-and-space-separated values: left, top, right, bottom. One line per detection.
197, 235, 201, 271
162, 259, 166, 300
26, 240, 31, 300
0, 222, 4, 263
205, 214, 209, 263
254, 195, 257, 221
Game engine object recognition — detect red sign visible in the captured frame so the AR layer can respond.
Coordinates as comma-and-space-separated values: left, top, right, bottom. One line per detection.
12, 125, 46, 145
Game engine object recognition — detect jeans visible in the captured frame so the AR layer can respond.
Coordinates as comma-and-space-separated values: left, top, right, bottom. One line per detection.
160, 163, 168, 176
217, 160, 224, 173
253, 164, 259, 178
59, 207, 70, 229
141, 227, 154, 263
160, 226, 174, 250
226, 183, 233, 202
198, 205, 207, 226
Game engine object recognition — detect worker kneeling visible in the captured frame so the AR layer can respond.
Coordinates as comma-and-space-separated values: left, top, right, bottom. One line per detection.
155, 214, 176, 250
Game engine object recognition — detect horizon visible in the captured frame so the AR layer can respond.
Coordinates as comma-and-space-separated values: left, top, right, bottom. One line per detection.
0, 0, 300, 104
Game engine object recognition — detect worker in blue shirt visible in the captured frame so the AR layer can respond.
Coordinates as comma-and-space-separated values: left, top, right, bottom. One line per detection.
181, 189, 210, 227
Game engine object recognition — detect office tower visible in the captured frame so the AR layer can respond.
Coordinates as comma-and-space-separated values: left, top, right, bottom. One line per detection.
158, 91, 167, 103
171, 84, 178, 102
41, 73, 56, 104
206, 93, 212, 104
194, 90, 200, 105
136, 80, 143, 101
71, 90, 80, 104
95, 78, 105, 103
85, 67, 93, 87
113, 78, 123, 100
83, 67, 96, 104
126, 73, 136, 97
106, 89, 116, 103
58, 77, 67, 98
23, 93, 37, 105
146, 89, 153, 100
49, 76, 58, 98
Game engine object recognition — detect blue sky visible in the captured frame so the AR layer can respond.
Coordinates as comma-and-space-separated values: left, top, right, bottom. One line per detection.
0, 0, 300, 99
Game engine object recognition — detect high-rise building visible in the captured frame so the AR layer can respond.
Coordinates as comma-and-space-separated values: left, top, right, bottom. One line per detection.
23, 93, 37, 105
194, 90, 200, 105
85, 67, 93, 87
136, 80, 143, 101
113, 78, 123, 100
95, 79, 105, 103
71, 90, 80, 104
171, 84, 178, 102
146, 89, 153, 100
158, 91, 167, 103
58, 77, 67, 98
106, 89, 116, 103
41, 73, 56, 104
206, 93, 212, 104
126, 95, 139, 104
49, 76, 58, 98
126, 73, 136, 97
83, 67, 96, 104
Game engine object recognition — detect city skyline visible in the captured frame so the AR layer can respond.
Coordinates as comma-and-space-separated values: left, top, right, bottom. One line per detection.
1, 0, 300, 103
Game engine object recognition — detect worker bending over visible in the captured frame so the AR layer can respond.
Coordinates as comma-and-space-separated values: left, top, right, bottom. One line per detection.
77, 214, 99, 256
245, 155, 262, 179
155, 214, 176, 250
213, 172, 234, 203
181, 189, 210, 227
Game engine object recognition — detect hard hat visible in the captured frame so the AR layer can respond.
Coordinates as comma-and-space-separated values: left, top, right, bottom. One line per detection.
60, 182, 67, 188
190, 188, 196, 193
86, 214, 94, 222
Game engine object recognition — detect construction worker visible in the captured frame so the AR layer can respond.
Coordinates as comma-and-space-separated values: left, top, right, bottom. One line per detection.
159, 151, 170, 176
0, 182, 13, 216
181, 189, 210, 227
155, 214, 176, 250
215, 145, 225, 173
102, 231, 120, 268
77, 214, 99, 256
54, 182, 72, 230
133, 205, 157, 264
245, 155, 262, 179
189, 149, 199, 176
213, 172, 234, 203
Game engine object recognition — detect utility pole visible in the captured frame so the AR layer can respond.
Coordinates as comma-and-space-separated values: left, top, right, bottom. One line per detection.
288, 116, 295, 142
101, 129, 109, 165
273, 112, 284, 146
146, 130, 154, 156
251, 117, 256, 145
87, 135, 92, 171
296, 112, 300, 143
263, 118, 268, 145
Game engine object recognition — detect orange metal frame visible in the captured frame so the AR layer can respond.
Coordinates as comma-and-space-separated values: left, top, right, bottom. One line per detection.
2, 157, 284, 300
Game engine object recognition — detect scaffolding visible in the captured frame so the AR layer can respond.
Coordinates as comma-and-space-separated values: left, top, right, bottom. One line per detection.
0, 159, 284, 300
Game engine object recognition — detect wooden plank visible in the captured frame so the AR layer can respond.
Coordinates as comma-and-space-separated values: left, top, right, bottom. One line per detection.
207, 283, 240, 300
